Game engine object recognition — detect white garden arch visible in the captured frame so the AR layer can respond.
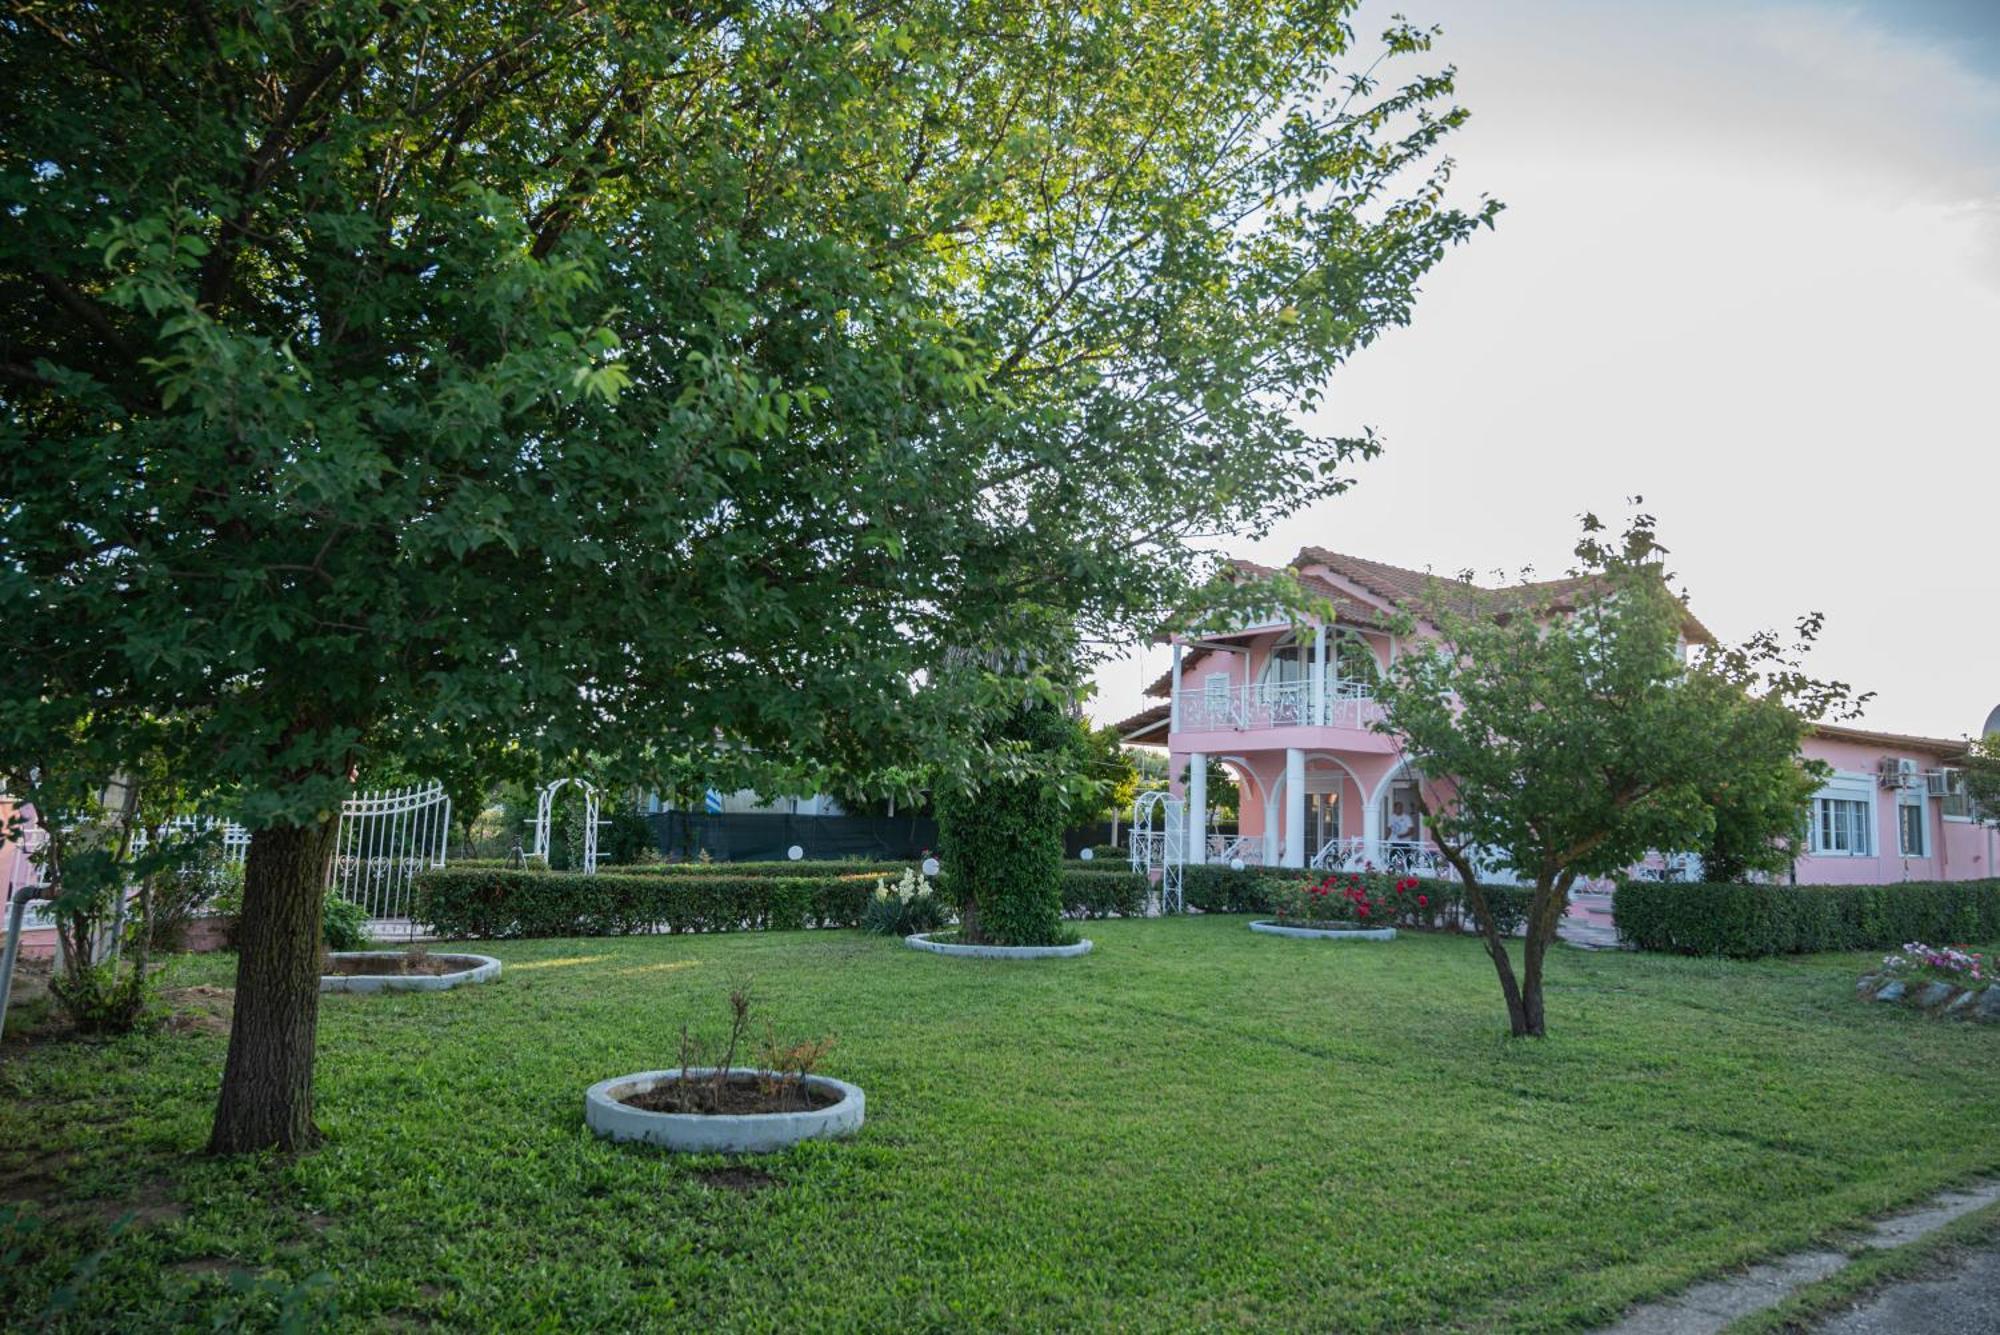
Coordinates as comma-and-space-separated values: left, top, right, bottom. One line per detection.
1130, 790, 1186, 914
531, 778, 601, 875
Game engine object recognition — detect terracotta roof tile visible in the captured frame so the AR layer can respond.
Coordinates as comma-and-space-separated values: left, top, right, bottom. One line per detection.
1809, 722, 1969, 757
1114, 703, 1171, 741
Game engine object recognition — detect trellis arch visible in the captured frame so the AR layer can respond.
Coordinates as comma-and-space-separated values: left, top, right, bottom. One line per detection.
531, 778, 602, 876
1131, 789, 1185, 914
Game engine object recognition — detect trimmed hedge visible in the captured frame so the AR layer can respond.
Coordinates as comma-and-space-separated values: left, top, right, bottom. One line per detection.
414, 865, 1152, 939
415, 867, 882, 938
1614, 879, 2000, 958
1181, 865, 1533, 934
443, 857, 909, 879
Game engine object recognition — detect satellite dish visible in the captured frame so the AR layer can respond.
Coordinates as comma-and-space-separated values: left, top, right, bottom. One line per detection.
1983, 704, 2000, 740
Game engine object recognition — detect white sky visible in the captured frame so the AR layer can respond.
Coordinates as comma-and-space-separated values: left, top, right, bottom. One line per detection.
1090, 0, 2000, 740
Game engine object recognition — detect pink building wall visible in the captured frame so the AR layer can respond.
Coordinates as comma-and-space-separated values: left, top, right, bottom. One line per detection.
1791, 736, 1994, 885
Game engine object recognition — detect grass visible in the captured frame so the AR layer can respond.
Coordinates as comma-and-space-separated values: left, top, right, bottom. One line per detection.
2, 918, 1999, 1331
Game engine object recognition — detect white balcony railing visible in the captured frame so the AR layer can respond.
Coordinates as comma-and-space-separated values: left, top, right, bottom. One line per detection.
1175, 680, 1381, 733
1306, 837, 1521, 885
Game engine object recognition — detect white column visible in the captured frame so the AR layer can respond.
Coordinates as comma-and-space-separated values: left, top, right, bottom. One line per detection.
1363, 786, 1383, 868
1311, 625, 1327, 725
1168, 641, 1184, 733
1263, 784, 1280, 866
1187, 752, 1208, 865
1283, 748, 1305, 868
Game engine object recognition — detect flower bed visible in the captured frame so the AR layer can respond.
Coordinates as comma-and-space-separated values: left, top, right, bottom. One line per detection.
1265, 871, 1417, 932
1857, 942, 2000, 1021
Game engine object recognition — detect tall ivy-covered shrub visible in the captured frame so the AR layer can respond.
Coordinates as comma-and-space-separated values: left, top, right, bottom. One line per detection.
937, 705, 1070, 947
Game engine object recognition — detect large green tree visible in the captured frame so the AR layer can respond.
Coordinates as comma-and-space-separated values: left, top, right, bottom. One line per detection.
1374, 516, 1857, 1037
1960, 734, 2000, 828
0, 2, 1492, 1149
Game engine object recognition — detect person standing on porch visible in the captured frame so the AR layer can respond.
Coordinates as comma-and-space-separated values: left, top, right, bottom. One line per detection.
1388, 803, 1415, 871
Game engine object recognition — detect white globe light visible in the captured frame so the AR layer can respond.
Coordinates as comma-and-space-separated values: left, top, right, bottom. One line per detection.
1230, 857, 1245, 872
921, 857, 940, 877
787, 844, 804, 861
1078, 847, 1095, 862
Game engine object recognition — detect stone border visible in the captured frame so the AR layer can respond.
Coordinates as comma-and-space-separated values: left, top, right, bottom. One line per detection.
584, 1068, 865, 1154
904, 932, 1093, 959
1249, 920, 1397, 942
319, 952, 502, 994
1857, 972, 2000, 1022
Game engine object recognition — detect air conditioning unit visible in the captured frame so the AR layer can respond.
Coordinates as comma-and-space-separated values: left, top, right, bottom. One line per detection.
1878, 757, 1916, 789
1926, 768, 1962, 798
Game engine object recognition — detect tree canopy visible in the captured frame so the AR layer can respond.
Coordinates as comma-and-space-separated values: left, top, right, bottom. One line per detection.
0, 1, 1493, 1149
1374, 513, 1857, 1037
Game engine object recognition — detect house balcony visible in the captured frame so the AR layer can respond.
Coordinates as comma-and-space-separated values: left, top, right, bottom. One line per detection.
1173, 680, 1385, 735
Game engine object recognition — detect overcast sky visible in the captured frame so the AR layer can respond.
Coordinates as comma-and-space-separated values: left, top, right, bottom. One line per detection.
1091, 0, 2000, 740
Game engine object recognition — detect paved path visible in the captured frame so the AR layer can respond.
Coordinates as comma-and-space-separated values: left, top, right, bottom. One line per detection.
1811, 1244, 2000, 1333
1559, 891, 1623, 950
1595, 1182, 2000, 1334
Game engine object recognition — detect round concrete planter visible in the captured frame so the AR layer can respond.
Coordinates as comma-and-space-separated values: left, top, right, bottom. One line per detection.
904, 932, 1093, 960
584, 1069, 865, 1153
319, 952, 502, 994
1249, 920, 1397, 942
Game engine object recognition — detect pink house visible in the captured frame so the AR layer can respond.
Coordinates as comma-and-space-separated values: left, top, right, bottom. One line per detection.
1116, 548, 1989, 887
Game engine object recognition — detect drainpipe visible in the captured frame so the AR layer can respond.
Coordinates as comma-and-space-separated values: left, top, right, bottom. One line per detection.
0, 888, 49, 1042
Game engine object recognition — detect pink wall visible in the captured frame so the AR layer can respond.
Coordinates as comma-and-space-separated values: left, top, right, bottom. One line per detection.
1791, 736, 1993, 884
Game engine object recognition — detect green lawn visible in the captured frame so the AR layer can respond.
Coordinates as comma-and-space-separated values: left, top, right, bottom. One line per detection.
3, 919, 1998, 1331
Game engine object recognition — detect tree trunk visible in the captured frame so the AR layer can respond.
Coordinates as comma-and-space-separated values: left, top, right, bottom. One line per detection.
1443, 852, 1534, 1036
1513, 874, 1575, 1039
207, 816, 338, 1154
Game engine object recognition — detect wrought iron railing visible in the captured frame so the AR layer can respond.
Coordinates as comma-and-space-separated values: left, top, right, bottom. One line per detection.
1175, 680, 1381, 732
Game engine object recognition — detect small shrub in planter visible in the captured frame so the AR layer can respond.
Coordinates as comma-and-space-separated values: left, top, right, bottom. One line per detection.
861, 867, 951, 937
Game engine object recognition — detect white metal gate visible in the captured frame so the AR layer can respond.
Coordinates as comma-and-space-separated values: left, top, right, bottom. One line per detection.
1131, 790, 1186, 914
329, 782, 451, 927
530, 778, 600, 875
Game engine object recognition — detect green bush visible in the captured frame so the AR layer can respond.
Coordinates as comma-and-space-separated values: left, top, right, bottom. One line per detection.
413, 867, 883, 938
209, 883, 376, 949
443, 857, 909, 879
936, 704, 1071, 947
1613, 879, 2000, 958
1181, 865, 1530, 933
321, 893, 374, 951
1055, 868, 1148, 920
598, 806, 658, 865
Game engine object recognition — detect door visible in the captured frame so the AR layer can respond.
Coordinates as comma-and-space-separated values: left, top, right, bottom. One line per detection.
1307, 792, 1340, 858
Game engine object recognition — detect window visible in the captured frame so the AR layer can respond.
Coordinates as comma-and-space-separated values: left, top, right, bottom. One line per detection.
1940, 770, 1978, 821
1898, 798, 1928, 858
1811, 797, 1872, 856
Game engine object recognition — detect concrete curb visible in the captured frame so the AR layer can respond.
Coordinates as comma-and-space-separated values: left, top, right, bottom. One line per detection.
319, 952, 502, 994
904, 932, 1094, 959
1249, 920, 1397, 942
584, 1068, 865, 1153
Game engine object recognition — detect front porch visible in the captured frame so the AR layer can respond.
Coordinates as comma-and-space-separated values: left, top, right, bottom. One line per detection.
1160, 745, 1447, 874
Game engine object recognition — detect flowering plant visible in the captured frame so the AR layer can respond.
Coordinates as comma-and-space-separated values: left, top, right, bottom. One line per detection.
1268, 872, 1383, 927
1269, 871, 1437, 928
1880, 942, 1988, 987
861, 866, 950, 936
